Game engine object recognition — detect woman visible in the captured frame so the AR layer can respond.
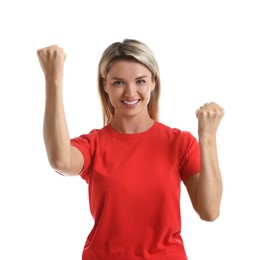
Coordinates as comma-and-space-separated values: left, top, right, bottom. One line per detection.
37, 39, 224, 260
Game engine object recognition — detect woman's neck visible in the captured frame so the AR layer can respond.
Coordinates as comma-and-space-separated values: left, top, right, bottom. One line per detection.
110, 116, 155, 134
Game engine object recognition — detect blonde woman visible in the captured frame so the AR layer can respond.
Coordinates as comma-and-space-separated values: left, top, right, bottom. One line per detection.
37, 39, 224, 260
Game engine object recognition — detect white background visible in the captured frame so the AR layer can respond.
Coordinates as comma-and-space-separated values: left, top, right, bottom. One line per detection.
0, 0, 256, 259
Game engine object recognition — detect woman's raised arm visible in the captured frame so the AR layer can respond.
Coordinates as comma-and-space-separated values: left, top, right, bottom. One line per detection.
37, 45, 84, 176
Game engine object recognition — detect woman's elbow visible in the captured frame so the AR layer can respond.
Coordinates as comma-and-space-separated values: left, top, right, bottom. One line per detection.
48, 155, 71, 173
198, 209, 220, 222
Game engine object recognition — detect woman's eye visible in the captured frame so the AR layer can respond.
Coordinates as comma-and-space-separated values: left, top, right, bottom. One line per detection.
137, 79, 146, 84
113, 81, 124, 86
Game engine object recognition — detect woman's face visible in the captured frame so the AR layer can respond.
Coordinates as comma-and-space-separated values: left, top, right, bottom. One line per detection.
104, 60, 155, 121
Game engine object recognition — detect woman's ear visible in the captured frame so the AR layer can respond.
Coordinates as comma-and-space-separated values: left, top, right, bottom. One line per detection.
151, 78, 156, 92
102, 77, 108, 93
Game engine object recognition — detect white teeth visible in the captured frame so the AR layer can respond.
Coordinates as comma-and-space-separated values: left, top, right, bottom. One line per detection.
123, 100, 139, 105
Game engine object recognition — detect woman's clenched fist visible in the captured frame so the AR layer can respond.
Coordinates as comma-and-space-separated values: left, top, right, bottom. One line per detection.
37, 45, 66, 81
196, 102, 225, 137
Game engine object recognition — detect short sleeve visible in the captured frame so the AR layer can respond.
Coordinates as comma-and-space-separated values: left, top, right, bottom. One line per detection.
70, 130, 97, 182
179, 132, 200, 181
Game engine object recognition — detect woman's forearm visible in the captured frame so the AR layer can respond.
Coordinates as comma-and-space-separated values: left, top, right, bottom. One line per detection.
196, 134, 223, 221
43, 79, 71, 171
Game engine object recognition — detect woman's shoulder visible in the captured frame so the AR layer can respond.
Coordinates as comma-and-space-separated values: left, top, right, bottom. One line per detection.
156, 121, 197, 141
157, 121, 184, 134
71, 126, 104, 144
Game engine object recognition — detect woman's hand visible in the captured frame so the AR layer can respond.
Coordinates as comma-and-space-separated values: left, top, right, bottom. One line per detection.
37, 45, 66, 82
196, 102, 225, 138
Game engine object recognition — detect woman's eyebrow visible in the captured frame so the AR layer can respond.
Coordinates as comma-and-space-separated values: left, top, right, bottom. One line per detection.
135, 75, 148, 80
110, 77, 125, 80
110, 75, 148, 81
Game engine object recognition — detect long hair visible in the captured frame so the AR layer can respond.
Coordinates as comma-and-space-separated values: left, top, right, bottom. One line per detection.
97, 39, 161, 126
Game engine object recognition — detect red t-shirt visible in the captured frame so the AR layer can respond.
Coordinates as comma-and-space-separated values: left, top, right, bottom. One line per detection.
71, 121, 200, 260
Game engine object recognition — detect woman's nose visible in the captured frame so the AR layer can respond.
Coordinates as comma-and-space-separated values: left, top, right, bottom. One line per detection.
124, 83, 137, 97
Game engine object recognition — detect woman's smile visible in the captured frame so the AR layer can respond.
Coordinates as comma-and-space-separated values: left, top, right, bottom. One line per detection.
121, 99, 141, 107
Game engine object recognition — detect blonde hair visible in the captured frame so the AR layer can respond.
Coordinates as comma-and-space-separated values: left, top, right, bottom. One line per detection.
98, 39, 161, 126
